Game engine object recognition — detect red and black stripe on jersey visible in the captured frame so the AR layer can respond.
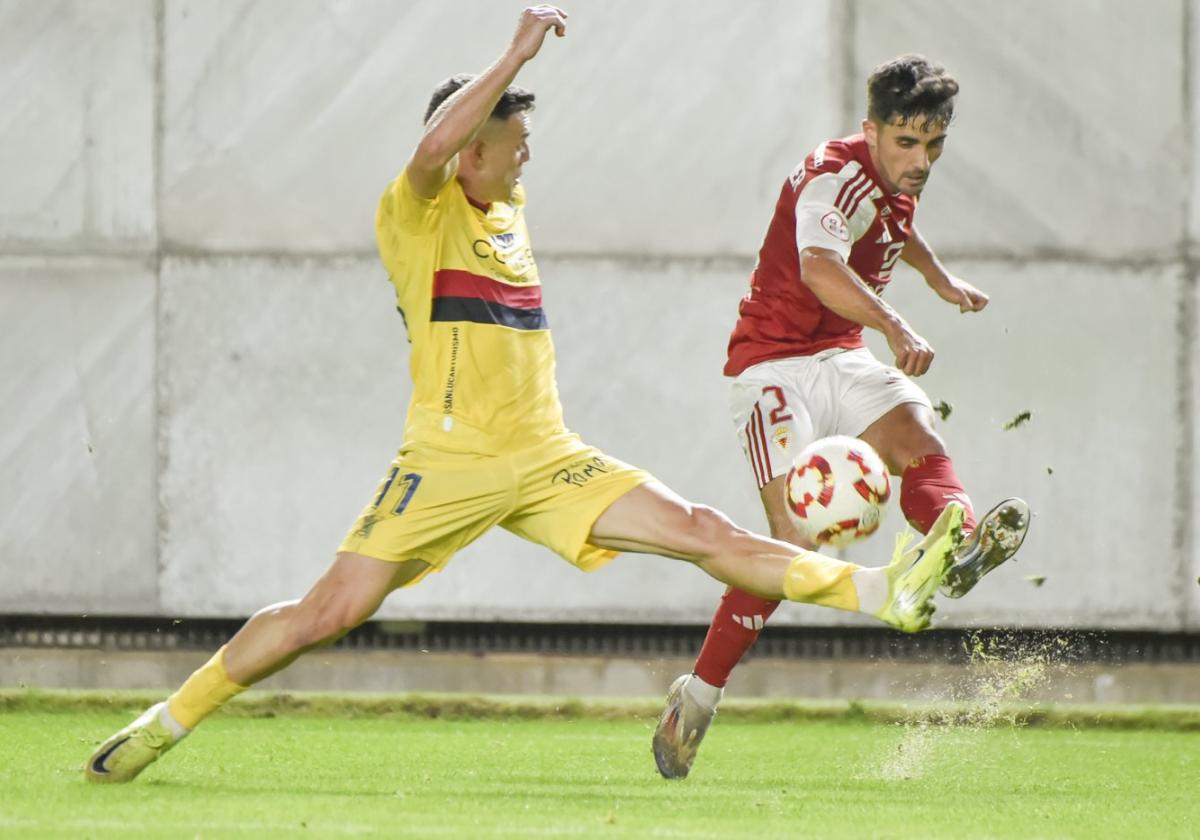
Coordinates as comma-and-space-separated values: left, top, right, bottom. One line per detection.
430, 269, 548, 331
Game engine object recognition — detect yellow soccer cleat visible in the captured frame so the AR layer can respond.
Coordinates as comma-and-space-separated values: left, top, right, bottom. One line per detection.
874, 501, 965, 633
652, 674, 719, 780
85, 702, 185, 783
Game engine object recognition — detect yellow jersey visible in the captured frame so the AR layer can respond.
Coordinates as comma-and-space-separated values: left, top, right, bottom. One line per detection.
375, 169, 566, 454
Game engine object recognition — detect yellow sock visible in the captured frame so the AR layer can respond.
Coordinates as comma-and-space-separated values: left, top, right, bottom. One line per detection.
782, 552, 862, 611
166, 646, 248, 730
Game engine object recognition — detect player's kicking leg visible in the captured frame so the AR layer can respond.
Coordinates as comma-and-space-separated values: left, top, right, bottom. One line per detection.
651, 403, 1027, 778
86, 553, 429, 783
859, 406, 1030, 597
587, 480, 964, 779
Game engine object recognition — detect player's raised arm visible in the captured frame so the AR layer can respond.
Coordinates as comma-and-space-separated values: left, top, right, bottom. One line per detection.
799, 246, 936, 377
406, 5, 567, 198
902, 225, 989, 313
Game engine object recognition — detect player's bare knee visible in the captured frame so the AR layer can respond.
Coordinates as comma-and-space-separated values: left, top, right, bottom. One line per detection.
882, 428, 946, 473
690, 504, 747, 555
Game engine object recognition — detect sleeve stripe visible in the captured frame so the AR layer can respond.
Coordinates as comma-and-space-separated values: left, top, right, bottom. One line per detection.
839, 174, 875, 218
833, 171, 869, 216
842, 178, 876, 219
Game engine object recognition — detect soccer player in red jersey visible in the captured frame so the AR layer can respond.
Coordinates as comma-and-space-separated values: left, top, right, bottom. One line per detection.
653, 55, 1030, 779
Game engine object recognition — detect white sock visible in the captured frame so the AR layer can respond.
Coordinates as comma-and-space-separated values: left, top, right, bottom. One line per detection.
685, 674, 724, 711
155, 702, 191, 739
852, 566, 889, 615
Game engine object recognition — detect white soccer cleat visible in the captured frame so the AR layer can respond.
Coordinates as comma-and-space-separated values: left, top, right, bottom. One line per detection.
940, 498, 1031, 598
652, 674, 719, 780
85, 701, 186, 784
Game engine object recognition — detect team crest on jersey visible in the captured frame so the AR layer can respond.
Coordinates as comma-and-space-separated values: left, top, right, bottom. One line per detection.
820, 210, 850, 242
473, 230, 535, 278
772, 426, 790, 451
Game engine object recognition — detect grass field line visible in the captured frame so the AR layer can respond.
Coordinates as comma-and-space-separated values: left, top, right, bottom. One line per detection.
3, 688, 1199, 730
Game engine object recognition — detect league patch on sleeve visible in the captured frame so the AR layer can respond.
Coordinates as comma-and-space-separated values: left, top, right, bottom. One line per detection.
820, 210, 850, 242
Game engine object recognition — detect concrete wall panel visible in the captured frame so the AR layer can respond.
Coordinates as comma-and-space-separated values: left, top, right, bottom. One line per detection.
519, 2, 842, 258
156, 256, 409, 614
0, 258, 156, 611
1190, 270, 1199, 629
0, 2, 156, 251
160, 0, 841, 257
854, 0, 1187, 259
864, 261, 1184, 628
1192, 0, 1200, 249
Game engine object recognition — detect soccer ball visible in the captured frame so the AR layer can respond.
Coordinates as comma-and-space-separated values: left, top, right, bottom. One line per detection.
784, 435, 891, 548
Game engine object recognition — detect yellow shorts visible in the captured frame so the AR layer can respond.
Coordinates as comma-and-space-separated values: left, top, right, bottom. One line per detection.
338, 432, 654, 585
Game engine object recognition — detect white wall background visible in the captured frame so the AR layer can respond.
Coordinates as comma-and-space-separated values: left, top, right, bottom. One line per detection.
1, 0, 1196, 629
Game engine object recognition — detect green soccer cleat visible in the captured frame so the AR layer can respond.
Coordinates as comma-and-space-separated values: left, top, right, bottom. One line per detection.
874, 501, 965, 633
940, 498, 1031, 599
85, 702, 185, 784
652, 674, 719, 780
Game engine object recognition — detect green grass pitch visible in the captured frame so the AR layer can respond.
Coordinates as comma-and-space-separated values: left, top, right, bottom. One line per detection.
1, 704, 1197, 839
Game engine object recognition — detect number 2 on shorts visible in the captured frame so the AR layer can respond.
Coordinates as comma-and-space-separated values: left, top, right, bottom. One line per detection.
762, 385, 792, 424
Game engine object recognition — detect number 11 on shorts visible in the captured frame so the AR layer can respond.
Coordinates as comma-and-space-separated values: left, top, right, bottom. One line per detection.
372, 468, 423, 515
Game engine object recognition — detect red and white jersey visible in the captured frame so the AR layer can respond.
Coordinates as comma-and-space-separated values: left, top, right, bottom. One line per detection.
725, 134, 917, 377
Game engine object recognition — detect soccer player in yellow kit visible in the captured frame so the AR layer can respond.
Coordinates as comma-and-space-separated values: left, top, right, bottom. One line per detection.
86, 5, 965, 784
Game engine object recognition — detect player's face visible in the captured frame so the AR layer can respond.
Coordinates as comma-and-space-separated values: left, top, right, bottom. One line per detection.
863, 116, 948, 197
475, 111, 532, 201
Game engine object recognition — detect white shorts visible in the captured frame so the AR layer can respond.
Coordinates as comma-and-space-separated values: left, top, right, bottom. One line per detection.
730, 347, 932, 489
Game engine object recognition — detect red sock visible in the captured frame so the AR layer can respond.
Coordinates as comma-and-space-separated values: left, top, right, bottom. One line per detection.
900, 453, 977, 534
692, 589, 781, 688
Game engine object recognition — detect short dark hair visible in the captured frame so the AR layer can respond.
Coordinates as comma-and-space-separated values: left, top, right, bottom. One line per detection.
424, 74, 536, 124
866, 55, 958, 131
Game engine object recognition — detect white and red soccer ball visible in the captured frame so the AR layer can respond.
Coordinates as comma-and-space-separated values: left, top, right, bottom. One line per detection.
784, 435, 891, 548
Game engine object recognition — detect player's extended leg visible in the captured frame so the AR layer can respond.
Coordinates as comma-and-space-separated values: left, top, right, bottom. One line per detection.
591, 480, 963, 779
589, 479, 961, 625
859, 402, 1029, 598
86, 552, 430, 783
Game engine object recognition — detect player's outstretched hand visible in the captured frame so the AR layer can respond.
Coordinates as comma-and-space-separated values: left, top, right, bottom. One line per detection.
885, 321, 935, 377
933, 273, 989, 313
509, 5, 568, 63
